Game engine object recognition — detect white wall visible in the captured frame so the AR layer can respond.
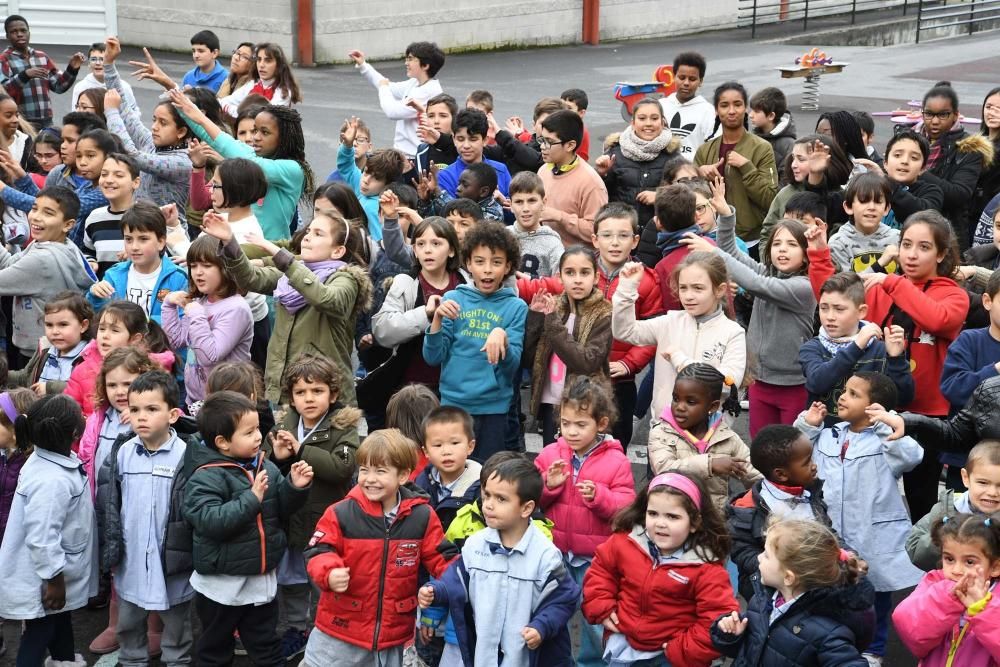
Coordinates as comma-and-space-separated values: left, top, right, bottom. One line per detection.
116, 0, 740, 62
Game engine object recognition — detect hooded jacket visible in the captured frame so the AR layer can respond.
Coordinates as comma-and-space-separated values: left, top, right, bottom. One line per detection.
582, 526, 739, 667
920, 127, 994, 245
524, 288, 612, 416
0, 241, 96, 352
423, 284, 527, 415
182, 442, 309, 576
711, 573, 875, 666
647, 418, 762, 513
894, 569, 1000, 666
752, 112, 797, 184
534, 435, 635, 557
221, 239, 373, 406
270, 404, 362, 551
305, 484, 457, 650
86, 255, 188, 324
827, 222, 900, 273
695, 132, 779, 241
64, 339, 176, 418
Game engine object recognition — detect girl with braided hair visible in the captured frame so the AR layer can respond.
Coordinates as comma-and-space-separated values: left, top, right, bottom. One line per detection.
169, 89, 313, 241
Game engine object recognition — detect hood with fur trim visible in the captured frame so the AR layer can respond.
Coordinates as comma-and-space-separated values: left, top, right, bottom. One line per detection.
957, 131, 996, 167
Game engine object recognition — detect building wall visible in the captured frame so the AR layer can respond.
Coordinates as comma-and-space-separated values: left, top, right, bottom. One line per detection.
116, 0, 738, 62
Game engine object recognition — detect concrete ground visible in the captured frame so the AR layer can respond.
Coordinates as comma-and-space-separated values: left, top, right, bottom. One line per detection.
12, 23, 998, 666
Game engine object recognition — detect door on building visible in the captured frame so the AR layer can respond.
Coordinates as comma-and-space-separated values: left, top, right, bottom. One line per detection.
1, 0, 117, 45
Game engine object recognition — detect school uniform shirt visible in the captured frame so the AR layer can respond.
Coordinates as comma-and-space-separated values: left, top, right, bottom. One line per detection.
0, 448, 98, 619
795, 414, 925, 592
38, 339, 87, 383
114, 432, 193, 610
182, 62, 228, 93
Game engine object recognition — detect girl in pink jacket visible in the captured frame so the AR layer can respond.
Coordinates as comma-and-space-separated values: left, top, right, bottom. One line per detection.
893, 513, 1000, 666
534, 376, 636, 667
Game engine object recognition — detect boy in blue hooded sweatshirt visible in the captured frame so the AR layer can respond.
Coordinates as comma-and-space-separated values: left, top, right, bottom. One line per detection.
337, 116, 407, 242
423, 221, 527, 463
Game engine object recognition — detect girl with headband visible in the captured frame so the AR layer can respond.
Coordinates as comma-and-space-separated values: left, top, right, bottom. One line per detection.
582, 471, 737, 666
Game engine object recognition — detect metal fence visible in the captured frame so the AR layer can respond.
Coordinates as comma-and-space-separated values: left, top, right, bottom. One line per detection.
916, 0, 1000, 42
738, 0, 910, 37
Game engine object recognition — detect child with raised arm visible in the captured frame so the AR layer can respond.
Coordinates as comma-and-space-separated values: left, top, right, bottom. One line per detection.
423, 222, 527, 462
338, 115, 407, 241
796, 373, 924, 664
419, 456, 579, 667
348, 43, 445, 161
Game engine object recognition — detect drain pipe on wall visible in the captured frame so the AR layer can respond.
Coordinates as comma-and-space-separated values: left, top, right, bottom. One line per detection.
583, 0, 600, 44
295, 0, 315, 66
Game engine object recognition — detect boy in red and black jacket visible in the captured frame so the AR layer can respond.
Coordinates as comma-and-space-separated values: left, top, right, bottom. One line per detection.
516, 202, 662, 445
304, 429, 458, 665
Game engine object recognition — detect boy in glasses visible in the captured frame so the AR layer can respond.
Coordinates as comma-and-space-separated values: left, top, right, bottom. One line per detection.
72, 42, 134, 109
537, 109, 608, 245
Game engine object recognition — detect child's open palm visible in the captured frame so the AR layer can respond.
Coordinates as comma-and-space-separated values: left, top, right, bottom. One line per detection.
717, 611, 748, 636
251, 469, 269, 502
481, 328, 508, 364
807, 140, 831, 174
340, 117, 360, 147
200, 211, 234, 243
709, 176, 728, 213
505, 116, 525, 136
865, 403, 905, 440
804, 401, 828, 427
545, 460, 569, 489
129, 47, 174, 90
269, 430, 300, 460
243, 231, 280, 256
289, 460, 314, 488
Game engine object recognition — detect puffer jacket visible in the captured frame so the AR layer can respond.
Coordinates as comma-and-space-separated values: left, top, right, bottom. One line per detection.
902, 364, 1000, 453
602, 134, 680, 228
972, 134, 1000, 229
583, 526, 738, 667
523, 288, 613, 416
711, 573, 875, 666
269, 403, 361, 551
919, 127, 994, 247
304, 484, 457, 651
906, 488, 1000, 571
534, 435, 635, 557
97, 424, 201, 577
0, 448, 27, 538
182, 441, 309, 576
647, 418, 762, 514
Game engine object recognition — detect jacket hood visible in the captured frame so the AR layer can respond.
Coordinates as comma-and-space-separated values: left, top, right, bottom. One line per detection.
278, 402, 364, 433
957, 132, 996, 168
35, 241, 96, 290
626, 524, 721, 564
337, 264, 374, 318
753, 112, 796, 141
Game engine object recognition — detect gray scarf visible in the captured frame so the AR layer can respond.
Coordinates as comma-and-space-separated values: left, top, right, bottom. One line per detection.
618, 125, 673, 162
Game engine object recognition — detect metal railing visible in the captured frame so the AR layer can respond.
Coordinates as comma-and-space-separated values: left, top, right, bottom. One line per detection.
916, 0, 1000, 42
738, 0, 910, 37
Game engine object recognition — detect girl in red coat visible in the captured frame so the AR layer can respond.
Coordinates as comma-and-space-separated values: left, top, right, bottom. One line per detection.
534, 376, 636, 667
582, 471, 738, 667
862, 211, 969, 521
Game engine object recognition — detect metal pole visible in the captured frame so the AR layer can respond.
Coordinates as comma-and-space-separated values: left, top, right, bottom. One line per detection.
752, 0, 758, 38
970, 0, 976, 35
916, 0, 922, 43
804, 0, 809, 31
852, 0, 857, 24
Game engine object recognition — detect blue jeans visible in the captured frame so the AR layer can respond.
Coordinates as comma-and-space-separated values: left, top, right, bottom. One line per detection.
634, 360, 656, 419
472, 413, 508, 463
868, 591, 893, 656
566, 558, 604, 667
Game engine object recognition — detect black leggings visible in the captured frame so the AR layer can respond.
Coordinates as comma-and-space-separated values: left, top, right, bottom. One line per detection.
17, 611, 76, 667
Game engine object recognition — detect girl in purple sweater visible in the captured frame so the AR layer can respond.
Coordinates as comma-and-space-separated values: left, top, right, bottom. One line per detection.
162, 235, 253, 410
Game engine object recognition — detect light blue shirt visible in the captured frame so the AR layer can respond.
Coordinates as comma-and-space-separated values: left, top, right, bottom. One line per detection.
114, 431, 193, 609
38, 340, 86, 383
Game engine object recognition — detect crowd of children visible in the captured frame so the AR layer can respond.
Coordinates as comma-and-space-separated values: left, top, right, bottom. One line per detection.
1, 15, 1000, 667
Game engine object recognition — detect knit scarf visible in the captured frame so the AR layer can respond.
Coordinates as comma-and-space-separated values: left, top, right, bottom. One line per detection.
817, 320, 872, 356
275, 260, 344, 314
618, 125, 674, 163
660, 408, 723, 454
657, 225, 702, 256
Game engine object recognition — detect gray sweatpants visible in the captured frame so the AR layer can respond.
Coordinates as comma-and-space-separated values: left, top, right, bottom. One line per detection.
117, 598, 193, 666
302, 630, 403, 667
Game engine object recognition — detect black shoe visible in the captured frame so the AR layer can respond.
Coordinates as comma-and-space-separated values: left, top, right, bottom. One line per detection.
280, 628, 308, 661
87, 573, 112, 609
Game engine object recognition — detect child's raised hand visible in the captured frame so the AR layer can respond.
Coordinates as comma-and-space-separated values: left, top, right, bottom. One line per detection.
243, 231, 280, 256
619, 261, 645, 284
90, 280, 115, 299
594, 154, 614, 178
397, 207, 422, 232
529, 288, 553, 314
164, 290, 191, 308
481, 328, 508, 364
804, 220, 828, 250
41, 573, 66, 611
804, 401, 828, 427
854, 322, 883, 348
424, 294, 442, 320
521, 627, 542, 650
347, 50, 366, 66
679, 233, 716, 254
717, 611, 748, 636
68, 52, 86, 70
129, 47, 172, 88
505, 116, 525, 136
806, 140, 831, 174
289, 460, 314, 489
709, 176, 728, 213
955, 566, 990, 608
103, 89, 122, 110
0, 150, 26, 180
251, 469, 269, 502
865, 403, 906, 440
103, 37, 122, 64
269, 429, 300, 460
340, 117, 359, 147
854, 158, 884, 177
327, 566, 350, 592
418, 584, 435, 608
416, 119, 440, 145
167, 88, 204, 124
576, 479, 596, 502
545, 460, 569, 489
434, 299, 461, 321
379, 190, 400, 219
602, 610, 621, 633
883, 325, 906, 357
200, 210, 234, 243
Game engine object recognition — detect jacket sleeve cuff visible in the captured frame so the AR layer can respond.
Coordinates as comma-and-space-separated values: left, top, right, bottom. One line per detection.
272, 249, 295, 272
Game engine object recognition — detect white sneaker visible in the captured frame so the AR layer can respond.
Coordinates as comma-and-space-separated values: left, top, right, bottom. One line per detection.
862, 654, 883, 666
44, 654, 87, 667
